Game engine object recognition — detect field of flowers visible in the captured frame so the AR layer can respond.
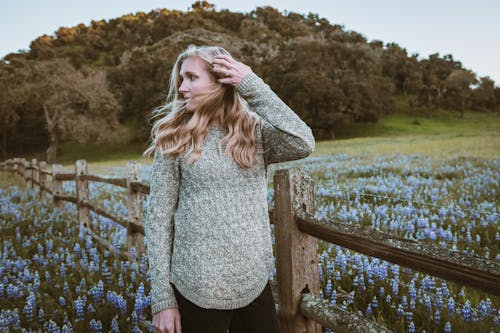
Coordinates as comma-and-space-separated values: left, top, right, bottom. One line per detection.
1, 153, 499, 332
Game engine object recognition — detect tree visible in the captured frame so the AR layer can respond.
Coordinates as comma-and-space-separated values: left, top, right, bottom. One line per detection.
6, 58, 126, 162
471, 76, 498, 112
416, 53, 462, 114
263, 38, 394, 139
191, 1, 216, 12
444, 69, 477, 117
0, 62, 21, 158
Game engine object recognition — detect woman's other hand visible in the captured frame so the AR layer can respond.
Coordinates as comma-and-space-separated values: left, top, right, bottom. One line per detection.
212, 54, 253, 85
152, 307, 182, 333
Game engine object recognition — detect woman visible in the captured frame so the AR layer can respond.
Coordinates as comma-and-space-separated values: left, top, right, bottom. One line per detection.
143, 45, 315, 333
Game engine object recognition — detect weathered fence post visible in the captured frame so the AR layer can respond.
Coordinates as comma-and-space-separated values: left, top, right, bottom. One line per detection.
18, 158, 25, 179
24, 158, 31, 188
52, 164, 64, 208
75, 160, 90, 228
274, 167, 321, 333
126, 161, 145, 260
12, 158, 18, 175
31, 158, 38, 191
31, 158, 40, 193
39, 161, 48, 199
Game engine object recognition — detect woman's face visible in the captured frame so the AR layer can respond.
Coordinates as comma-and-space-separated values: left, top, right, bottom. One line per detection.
178, 56, 215, 111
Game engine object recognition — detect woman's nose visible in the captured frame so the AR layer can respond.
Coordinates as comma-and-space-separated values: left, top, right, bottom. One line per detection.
179, 81, 188, 93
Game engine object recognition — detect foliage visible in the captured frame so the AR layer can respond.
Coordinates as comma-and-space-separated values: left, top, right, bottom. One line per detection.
1, 2, 499, 159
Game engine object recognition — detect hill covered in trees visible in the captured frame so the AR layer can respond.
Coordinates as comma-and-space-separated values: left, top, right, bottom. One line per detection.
1, 1, 498, 161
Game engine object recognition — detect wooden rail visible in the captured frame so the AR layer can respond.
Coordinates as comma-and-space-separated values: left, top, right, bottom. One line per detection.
295, 213, 500, 296
0, 157, 146, 262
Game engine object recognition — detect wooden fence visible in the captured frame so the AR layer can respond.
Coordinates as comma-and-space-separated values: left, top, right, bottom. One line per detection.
1, 157, 499, 333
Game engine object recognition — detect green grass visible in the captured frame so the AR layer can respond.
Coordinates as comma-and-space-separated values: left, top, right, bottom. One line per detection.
321, 103, 500, 159
334, 108, 499, 138
20, 106, 500, 173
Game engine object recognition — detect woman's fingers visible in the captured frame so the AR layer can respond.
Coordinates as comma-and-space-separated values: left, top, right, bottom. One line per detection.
175, 313, 182, 333
212, 55, 234, 69
212, 64, 229, 77
213, 54, 253, 85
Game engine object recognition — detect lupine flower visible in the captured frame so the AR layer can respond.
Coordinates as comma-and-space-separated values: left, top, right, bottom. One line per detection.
424, 295, 432, 312
59, 263, 65, 278
87, 304, 96, 314
131, 310, 138, 325
75, 296, 86, 321
325, 279, 332, 297
408, 321, 415, 333
38, 308, 44, 323
433, 309, 440, 323
397, 304, 404, 317
22, 303, 34, 322
111, 316, 120, 333
406, 310, 413, 322
462, 300, 472, 322
61, 323, 74, 333
89, 319, 103, 333
365, 304, 372, 317
330, 290, 337, 306
448, 297, 455, 315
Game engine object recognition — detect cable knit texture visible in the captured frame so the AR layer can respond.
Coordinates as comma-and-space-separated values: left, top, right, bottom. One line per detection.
144, 72, 315, 314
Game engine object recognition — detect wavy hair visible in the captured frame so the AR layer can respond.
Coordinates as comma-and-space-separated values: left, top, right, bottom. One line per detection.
143, 45, 260, 169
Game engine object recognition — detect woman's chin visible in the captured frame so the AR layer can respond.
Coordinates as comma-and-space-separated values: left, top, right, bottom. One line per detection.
185, 101, 197, 111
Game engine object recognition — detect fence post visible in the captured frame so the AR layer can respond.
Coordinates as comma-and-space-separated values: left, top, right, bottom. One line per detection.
52, 164, 64, 208
33, 159, 40, 195
39, 161, 47, 199
24, 158, 31, 188
18, 158, 26, 182
31, 158, 38, 191
75, 160, 90, 228
273, 167, 321, 333
126, 161, 145, 260
12, 158, 18, 175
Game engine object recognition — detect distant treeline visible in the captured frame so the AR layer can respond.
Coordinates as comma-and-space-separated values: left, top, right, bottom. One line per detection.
1, 1, 498, 160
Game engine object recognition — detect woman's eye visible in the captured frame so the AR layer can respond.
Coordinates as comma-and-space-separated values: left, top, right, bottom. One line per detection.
189, 75, 196, 81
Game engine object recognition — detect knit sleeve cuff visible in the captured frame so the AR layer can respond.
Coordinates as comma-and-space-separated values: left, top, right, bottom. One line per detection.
151, 293, 178, 315
235, 72, 265, 97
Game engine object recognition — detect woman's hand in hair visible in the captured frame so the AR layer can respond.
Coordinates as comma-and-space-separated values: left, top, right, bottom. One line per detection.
212, 55, 253, 86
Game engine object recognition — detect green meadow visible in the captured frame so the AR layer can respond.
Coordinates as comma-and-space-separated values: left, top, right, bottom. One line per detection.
31, 108, 499, 174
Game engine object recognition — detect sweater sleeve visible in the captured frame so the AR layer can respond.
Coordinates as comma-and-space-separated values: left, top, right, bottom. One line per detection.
144, 149, 180, 314
235, 72, 315, 167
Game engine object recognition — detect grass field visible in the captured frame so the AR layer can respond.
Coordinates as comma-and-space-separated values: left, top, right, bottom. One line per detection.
37, 109, 499, 174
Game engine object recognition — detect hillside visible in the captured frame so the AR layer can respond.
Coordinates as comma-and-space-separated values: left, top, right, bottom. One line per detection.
1, 2, 499, 161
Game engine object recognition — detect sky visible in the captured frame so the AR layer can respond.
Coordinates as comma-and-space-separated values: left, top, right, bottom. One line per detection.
1, 0, 499, 85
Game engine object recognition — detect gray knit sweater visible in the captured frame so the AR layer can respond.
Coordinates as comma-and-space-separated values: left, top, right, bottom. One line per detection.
144, 72, 315, 314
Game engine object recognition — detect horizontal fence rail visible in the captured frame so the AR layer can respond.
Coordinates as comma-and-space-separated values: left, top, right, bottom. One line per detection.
0, 157, 145, 263
295, 211, 500, 296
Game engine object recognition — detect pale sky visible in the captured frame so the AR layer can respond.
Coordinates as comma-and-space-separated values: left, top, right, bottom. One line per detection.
1, 1, 499, 85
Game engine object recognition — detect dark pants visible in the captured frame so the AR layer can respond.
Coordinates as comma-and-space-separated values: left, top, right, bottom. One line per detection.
172, 281, 280, 333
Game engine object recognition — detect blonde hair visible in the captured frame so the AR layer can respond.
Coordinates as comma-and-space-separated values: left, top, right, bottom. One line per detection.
143, 45, 260, 169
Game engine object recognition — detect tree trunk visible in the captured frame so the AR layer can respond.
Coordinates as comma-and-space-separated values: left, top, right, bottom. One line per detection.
327, 128, 336, 140
0, 132, 6, 159
46, 132, 59, 163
